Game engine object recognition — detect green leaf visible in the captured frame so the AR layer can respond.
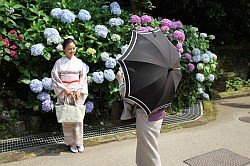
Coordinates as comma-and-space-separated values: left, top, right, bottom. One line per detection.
0, 41, 6, 46
43, 52, 51, 60
4, 55, 10, 61
20, 79, 31, 84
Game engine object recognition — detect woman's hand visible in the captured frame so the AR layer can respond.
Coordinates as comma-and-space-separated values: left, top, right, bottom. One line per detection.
75, 91, 81, 100
64, 89, 72, 96
116, 71, 124, 85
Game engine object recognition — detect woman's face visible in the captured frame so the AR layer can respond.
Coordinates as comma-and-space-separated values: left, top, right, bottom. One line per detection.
64, 42, 76, 59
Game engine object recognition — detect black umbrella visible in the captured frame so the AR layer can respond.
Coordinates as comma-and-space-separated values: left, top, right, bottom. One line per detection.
117, 28, 182, 115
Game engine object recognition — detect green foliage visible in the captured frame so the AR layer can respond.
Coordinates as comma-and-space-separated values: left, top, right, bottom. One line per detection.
0, 0, 218, 125
225, 77, 250, 91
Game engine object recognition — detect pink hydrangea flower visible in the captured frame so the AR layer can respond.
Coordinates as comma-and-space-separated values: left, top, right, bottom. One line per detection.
160, 19, 172, 27
10, 50, 17, 57
161, 26, 170, 31
141, 15, 152, 23
172, 30, 185, 41
9, 30, 17, 34
175, 21, 183, 28
1, 38, 10, 47
130, 15, 141, 23
146, 26, 153, 31
16, 36, 22, 40
176, 43, 183, 53
10, 45, 17, 49
183, 53, 192, 60
137, 26, 148, 32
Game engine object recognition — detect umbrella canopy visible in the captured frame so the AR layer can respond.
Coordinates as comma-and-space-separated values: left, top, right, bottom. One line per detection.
117, 29, 182, 115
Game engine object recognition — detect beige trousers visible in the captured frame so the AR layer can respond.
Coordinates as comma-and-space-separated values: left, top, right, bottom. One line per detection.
62, 122, 83, 147
136, 109, 163, 166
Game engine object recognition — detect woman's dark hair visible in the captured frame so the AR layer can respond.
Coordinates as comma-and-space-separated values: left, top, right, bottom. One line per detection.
62, 38, 75, 49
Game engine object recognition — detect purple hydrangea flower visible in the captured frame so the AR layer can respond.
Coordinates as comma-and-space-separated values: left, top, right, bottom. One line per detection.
183, 53, 192, 60
42, 99, 54, 112
104, 69, 115, 81
37, 92, 50, 101
172, 30, 185, 41
42, 77, 53, 90
101, 52, 109, 61
50, 8, 63, 19
188, 63, 195, 72
61, 9, 75, 23
92, 71, 104, 84
175, 21, 183, 28
95, 25, 108, 38
130, 15, 141, 23
196, 73, 205, 82
160, 19, 172, 27
109, 18, 124, 26
105, 57, 116, 68
176, 43, 183, 53
78, 9, 91, 22
30, 79, 43, 93
85, 101, 94, 113
31, 44, 45, 56
141, 15, 152, 23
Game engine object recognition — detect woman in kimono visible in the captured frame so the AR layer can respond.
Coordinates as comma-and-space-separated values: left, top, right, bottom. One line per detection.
116, 71, 165, 166
51, 36, 88, 153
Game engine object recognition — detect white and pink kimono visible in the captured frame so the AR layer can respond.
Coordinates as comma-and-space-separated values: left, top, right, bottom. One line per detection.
51, 56, 88, 147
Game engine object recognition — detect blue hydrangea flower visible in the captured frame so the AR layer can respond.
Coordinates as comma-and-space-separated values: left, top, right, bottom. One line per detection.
85, 101, 94, 113
111, 8, 121, 15
42, 99, 54, 112
202, 92, 210, 100
121, 44, 129, 54
61, 9, 75, 23
196, 73, 205, 82
201, 54, 210, 63
37, 92, 51, 101
104, 69, 115, 81
92, 71, 104, 84
109, 18, 124, 26
207, 74, 215, 82
44, 28, 60, 38
50, 8, 63, 19
95, 25, 108, 38
192, 48, 201, 56
110, 2, 120, 9
101, 52, 109, 61
42, 77, 54, 90
78, 9, 91, 22
30, 79, 43, 93
102, 5, 109, 10
31, 44, 45, 56
192, 55, 201, 62
105, 57, 116, 68
83, 63, 89, 73
206, 51, 217, 60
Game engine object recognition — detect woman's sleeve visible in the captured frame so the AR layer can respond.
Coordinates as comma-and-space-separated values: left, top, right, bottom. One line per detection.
77, 62, 88, 96
51, 61, 66, 96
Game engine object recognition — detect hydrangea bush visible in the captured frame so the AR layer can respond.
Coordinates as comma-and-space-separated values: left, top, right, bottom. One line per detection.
1, 1, 218, 123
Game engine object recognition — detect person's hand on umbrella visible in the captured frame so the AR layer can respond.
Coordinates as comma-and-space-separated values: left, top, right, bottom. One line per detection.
116, 71, 124, 85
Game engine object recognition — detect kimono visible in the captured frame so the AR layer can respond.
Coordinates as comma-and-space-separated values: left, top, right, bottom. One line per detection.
51, 56, 88, 147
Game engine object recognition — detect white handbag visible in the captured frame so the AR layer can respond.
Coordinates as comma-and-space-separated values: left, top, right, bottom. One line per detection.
55, 95, 85, 123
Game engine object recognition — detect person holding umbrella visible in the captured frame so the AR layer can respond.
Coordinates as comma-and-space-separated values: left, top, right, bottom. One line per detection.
116, 70, 165, 166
